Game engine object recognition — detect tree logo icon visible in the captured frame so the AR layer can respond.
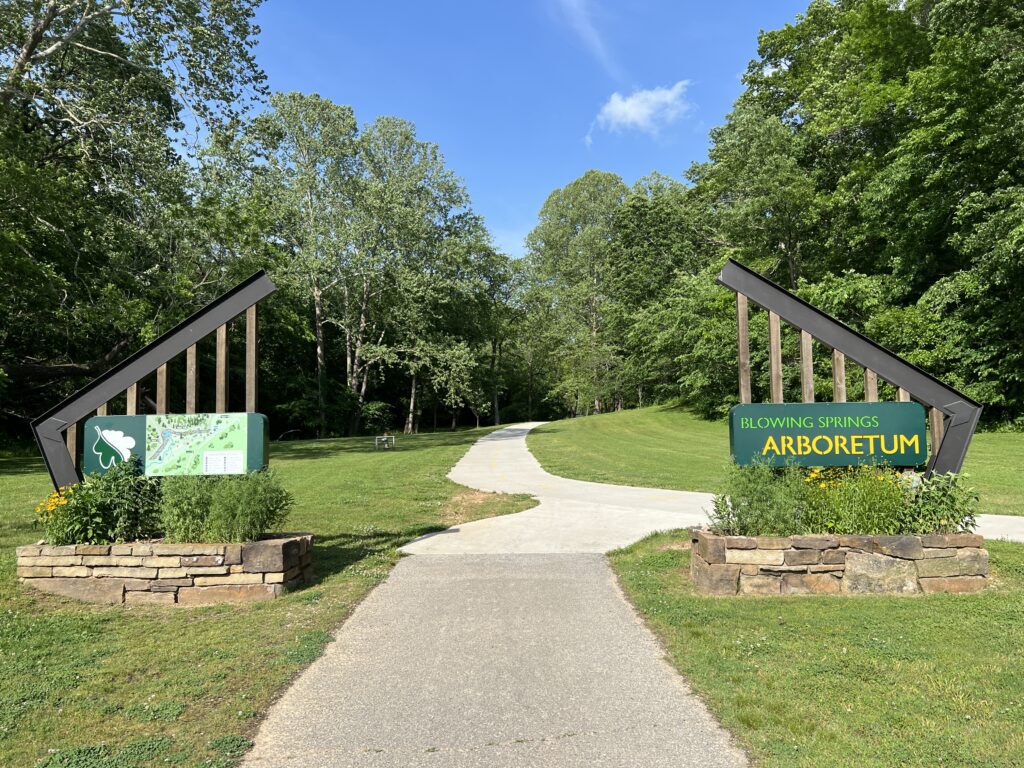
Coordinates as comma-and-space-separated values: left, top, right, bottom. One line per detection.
91, 426, 137, 470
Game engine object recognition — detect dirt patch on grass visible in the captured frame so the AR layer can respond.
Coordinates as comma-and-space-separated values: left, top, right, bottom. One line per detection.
440, 490, 536, 526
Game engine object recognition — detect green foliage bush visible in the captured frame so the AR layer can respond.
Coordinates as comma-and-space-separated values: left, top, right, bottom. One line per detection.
711, 463, 978, 537
161, 471, 293, 543
36, 458, 161, 545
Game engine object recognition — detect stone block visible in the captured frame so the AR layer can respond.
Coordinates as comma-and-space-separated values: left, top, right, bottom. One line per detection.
16, 545, 41, 557
916, 557, 961, 578
919, 576, 985, 594
151, 543, 224, 556
842, 553, 919, 594
695, 530, 726, 564
157, 568, 189, 578
150, 578, 193, 591
921, 533, 984, 549
81, 556, 142, 567
301, 566, 315, 584
822, 549, 847, 564
193, 573, 264, 586
121, 579, 158, 591
26, 577, 124, 604
264, 571, 285, 584
229, 564, 244, 573
301, 552, 313, 567
125, 590, 175, 605
725, 549, 785, 565
180, 555, 223, 567
691, 554, 740, 595
921, 547, 956, 559
871, 536, 924, 560
75, 545, 110, 555
223, 544, 242, 565
838, 535, 874, 550
40, 545, 78, 556
759, 565, 809, 573
24, 555, 82, 567
140, 556, 181, 568
131, 544, 153, 556
740, 564, 759, 575
754, 537, 791, 549
110, 544, 134, 556
17, 566, 52, 578
785, 549, 820, 566
51, 566, 90, 578
92, 566, 158, 579
242, 538, 301, 573
723, 536, 756, 549
782, 573, 841, 594
808, 564, 846, 573
184, 566, 229, 576
956, 548, 989, 577
738, 574, 781, 595
791, 535, 839, 550
177, 584, 280, 605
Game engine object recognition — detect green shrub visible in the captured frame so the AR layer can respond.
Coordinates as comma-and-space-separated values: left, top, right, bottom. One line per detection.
711, 462, 978, 537
160, 471, 293, 543
710, 463, 806, 536
160, 475, 214, 542
35, 457, 161, 545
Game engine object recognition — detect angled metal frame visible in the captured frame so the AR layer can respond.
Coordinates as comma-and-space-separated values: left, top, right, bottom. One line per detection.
717, 259, 981, 475
32, 271, 277, 490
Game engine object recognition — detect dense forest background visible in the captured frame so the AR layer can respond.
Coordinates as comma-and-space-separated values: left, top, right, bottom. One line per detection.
2, 0, 1022, 445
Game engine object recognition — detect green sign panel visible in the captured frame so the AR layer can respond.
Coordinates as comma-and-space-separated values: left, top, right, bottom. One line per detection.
82, 413, 269, 477
729, 402, 928, 468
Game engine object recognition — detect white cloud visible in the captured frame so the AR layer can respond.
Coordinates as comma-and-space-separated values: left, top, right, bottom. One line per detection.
585, 81, 692, 145
554, 0, 622, 80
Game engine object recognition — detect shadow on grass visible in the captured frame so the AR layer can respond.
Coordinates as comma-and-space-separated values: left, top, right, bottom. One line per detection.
307, 524, 447, 582
270, 429, 489, 462
0, 455, 46, 477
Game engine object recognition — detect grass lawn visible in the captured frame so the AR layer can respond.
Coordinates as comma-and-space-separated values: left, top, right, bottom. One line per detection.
611, 533, 1024, 767
0, 430, 533, 768
527, 405, 1024, 515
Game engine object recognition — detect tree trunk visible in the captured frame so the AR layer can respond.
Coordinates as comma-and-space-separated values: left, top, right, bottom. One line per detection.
313, 284, 327, 439
490, 338, 500, 426
404, 375, 417, 435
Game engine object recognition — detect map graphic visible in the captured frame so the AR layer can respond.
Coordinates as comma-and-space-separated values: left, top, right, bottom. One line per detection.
145, 413, 247, 476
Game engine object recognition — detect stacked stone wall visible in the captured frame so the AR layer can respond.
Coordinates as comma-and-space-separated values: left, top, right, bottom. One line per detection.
16, 534, 313, 605
690, 529, 987, 595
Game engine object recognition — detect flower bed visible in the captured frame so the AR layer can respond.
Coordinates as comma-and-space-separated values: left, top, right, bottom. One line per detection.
690, 528, 988, 596
16, 534, 313, 605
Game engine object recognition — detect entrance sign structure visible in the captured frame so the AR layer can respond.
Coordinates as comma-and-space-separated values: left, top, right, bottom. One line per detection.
717, 259, 981, 475
32, 271, 277, 490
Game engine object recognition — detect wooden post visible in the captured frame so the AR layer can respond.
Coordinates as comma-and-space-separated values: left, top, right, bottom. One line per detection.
864, 368, 878, 402
246, 304, 257, 412
769, 310, 783, 403
216, 323, 229, 413
186, 344, 198, 414
96, 403, 108, 416
126, 383, 138, 415
736, 294, 751, 404
156, 364, 168, 414
832, 349, 847, 402
65, 423, 78, 470
799, 330, 814, 403
897, 387, 911, 402
929, 407, 945, 455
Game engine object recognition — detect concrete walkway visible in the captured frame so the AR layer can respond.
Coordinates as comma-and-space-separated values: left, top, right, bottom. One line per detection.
243, 424, 746, 767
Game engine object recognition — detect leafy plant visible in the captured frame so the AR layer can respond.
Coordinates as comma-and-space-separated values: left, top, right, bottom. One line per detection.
160, 472, 293, 543
35, 458, 161, 545
711, 462, 978, 537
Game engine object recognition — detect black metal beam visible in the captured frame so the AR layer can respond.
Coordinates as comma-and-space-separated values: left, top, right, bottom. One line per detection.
32, 271, 277, 489
716, 259, 981, 475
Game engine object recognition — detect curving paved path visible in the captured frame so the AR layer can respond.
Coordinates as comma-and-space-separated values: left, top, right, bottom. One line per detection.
243, 424, 745, 768
399, 422, 714, 555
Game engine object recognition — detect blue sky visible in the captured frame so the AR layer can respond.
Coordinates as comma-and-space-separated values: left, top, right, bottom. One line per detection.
254, 0, 809, 256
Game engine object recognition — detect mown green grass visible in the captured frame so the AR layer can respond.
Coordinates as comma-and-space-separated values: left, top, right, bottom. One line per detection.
0, 430, 533, 768
527, 406, 1024, 515
610, 533, 1024, 767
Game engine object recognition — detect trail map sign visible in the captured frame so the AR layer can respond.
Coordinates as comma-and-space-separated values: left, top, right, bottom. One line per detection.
729, 402, 928, 468
82, 413, 268, 477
